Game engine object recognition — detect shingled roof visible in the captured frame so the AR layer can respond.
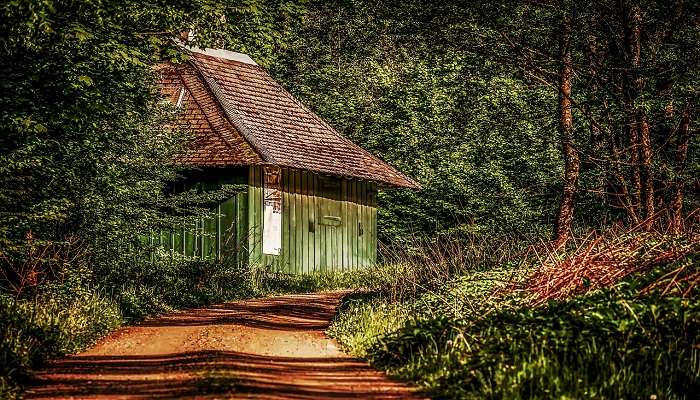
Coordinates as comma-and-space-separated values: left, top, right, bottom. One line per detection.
159, 45, 419, 189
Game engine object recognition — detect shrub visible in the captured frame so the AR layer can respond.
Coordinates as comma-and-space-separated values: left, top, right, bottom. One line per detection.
0, 287, 122, 399
329, 233, 700, 399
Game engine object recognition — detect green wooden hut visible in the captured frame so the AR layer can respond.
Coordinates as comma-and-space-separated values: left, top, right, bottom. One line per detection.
157, 44, 418, 273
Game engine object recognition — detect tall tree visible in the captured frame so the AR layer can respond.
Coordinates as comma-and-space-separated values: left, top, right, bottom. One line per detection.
671, 109, 691, 233
627, 3, 655, 227
554, 4, 579, 245
620, 2, 644, 224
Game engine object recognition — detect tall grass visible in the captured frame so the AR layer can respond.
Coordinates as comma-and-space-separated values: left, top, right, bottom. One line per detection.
374, 232, 532, 302
0, 287, 122, 399
328, 227, 700, 399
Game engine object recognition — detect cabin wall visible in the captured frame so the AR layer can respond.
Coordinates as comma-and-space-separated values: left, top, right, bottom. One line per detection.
248, 166, 377, 273
150, 190, 249, 265
154, 166, 378, 274
150, 168, 249, 266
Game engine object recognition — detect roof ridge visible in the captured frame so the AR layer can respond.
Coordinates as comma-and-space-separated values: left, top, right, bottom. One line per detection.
172, 47, 419, 189
190, 59, 276, 164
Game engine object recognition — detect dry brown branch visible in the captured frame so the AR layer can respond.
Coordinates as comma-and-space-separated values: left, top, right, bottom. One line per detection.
0, 233, 86, 298
524, 215, 700, 305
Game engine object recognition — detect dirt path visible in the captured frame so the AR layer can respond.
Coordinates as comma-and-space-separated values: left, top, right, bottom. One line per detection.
26, 292, 423, 399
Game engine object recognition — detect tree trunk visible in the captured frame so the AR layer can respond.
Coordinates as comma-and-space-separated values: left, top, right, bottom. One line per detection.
554, 7, 579, 246
621, 2, 656, 227
625, 3, 655, 228
671, 110, 690, 233
608, 128, 639, 223
638, 114, 654, 226
628, 116, 643, 217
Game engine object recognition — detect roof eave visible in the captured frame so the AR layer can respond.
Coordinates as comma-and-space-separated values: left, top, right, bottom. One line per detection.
379, 178, 421, 190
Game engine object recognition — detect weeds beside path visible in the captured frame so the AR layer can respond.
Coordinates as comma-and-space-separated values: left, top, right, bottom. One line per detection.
25, 291, 424, 400
328, 230, 700, 399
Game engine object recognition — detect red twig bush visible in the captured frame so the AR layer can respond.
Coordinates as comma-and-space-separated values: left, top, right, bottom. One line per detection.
524, 221, 700, 305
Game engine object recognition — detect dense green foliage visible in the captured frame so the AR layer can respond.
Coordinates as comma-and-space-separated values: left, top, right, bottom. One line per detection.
329, 253, 700, 399
1, 0, 698, 399
0, 0, 305, 272
0, 1, 306, 396
2, 0, 697, 284
274, 1, 562, 242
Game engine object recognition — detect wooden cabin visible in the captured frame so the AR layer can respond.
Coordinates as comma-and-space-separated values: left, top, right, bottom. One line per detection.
157, 44, 418, 274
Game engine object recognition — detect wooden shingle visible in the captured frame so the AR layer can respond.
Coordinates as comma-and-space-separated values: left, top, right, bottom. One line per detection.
158, 46, 418, 189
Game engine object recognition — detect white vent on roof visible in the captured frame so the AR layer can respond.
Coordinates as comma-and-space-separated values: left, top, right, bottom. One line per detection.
173, 39, 258, 66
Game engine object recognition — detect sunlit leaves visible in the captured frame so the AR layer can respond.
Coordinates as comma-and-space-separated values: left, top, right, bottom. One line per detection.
274, 1, 560, 242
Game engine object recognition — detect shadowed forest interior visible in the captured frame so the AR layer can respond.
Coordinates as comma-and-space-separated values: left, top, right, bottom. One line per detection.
1, 1, 698, 399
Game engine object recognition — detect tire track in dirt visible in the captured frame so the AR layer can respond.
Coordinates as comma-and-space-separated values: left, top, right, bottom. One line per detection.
26, 292, 424, 399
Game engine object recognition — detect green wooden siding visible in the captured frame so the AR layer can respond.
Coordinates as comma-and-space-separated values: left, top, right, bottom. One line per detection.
248, 166, 378, 273
152, 189, 249, 266
153, 166, 378, 274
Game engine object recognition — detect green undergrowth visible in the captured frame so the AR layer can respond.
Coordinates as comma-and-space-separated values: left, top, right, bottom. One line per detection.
246, 265, 373, 296
0, 287, 122, 399
110, 258, 383, 321
328, 254, 700, 399
0, 259, 374, 399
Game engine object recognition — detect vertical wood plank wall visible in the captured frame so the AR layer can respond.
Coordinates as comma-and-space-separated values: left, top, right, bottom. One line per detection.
152, 190, 249, 266
248, 166, 378, 273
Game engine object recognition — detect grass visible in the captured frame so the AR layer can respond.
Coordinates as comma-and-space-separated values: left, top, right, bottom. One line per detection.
0, 286, 122, 399
327, 292, 412, 358
0, 257, 375, 399
4, 227, 697, 399
327, 231, 700, 399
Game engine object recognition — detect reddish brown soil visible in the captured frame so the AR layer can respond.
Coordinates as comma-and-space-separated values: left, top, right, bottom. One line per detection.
26, 292, 424, 399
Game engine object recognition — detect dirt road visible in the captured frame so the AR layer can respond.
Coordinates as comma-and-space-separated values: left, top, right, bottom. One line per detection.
26, 292, 423, 399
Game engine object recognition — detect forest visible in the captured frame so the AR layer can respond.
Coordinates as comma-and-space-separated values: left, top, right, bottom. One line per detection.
1, 0, 698, 399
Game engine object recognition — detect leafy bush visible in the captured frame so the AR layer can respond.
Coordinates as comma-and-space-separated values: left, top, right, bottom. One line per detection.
329, 247, 700, 399
0, 288, 122, 399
